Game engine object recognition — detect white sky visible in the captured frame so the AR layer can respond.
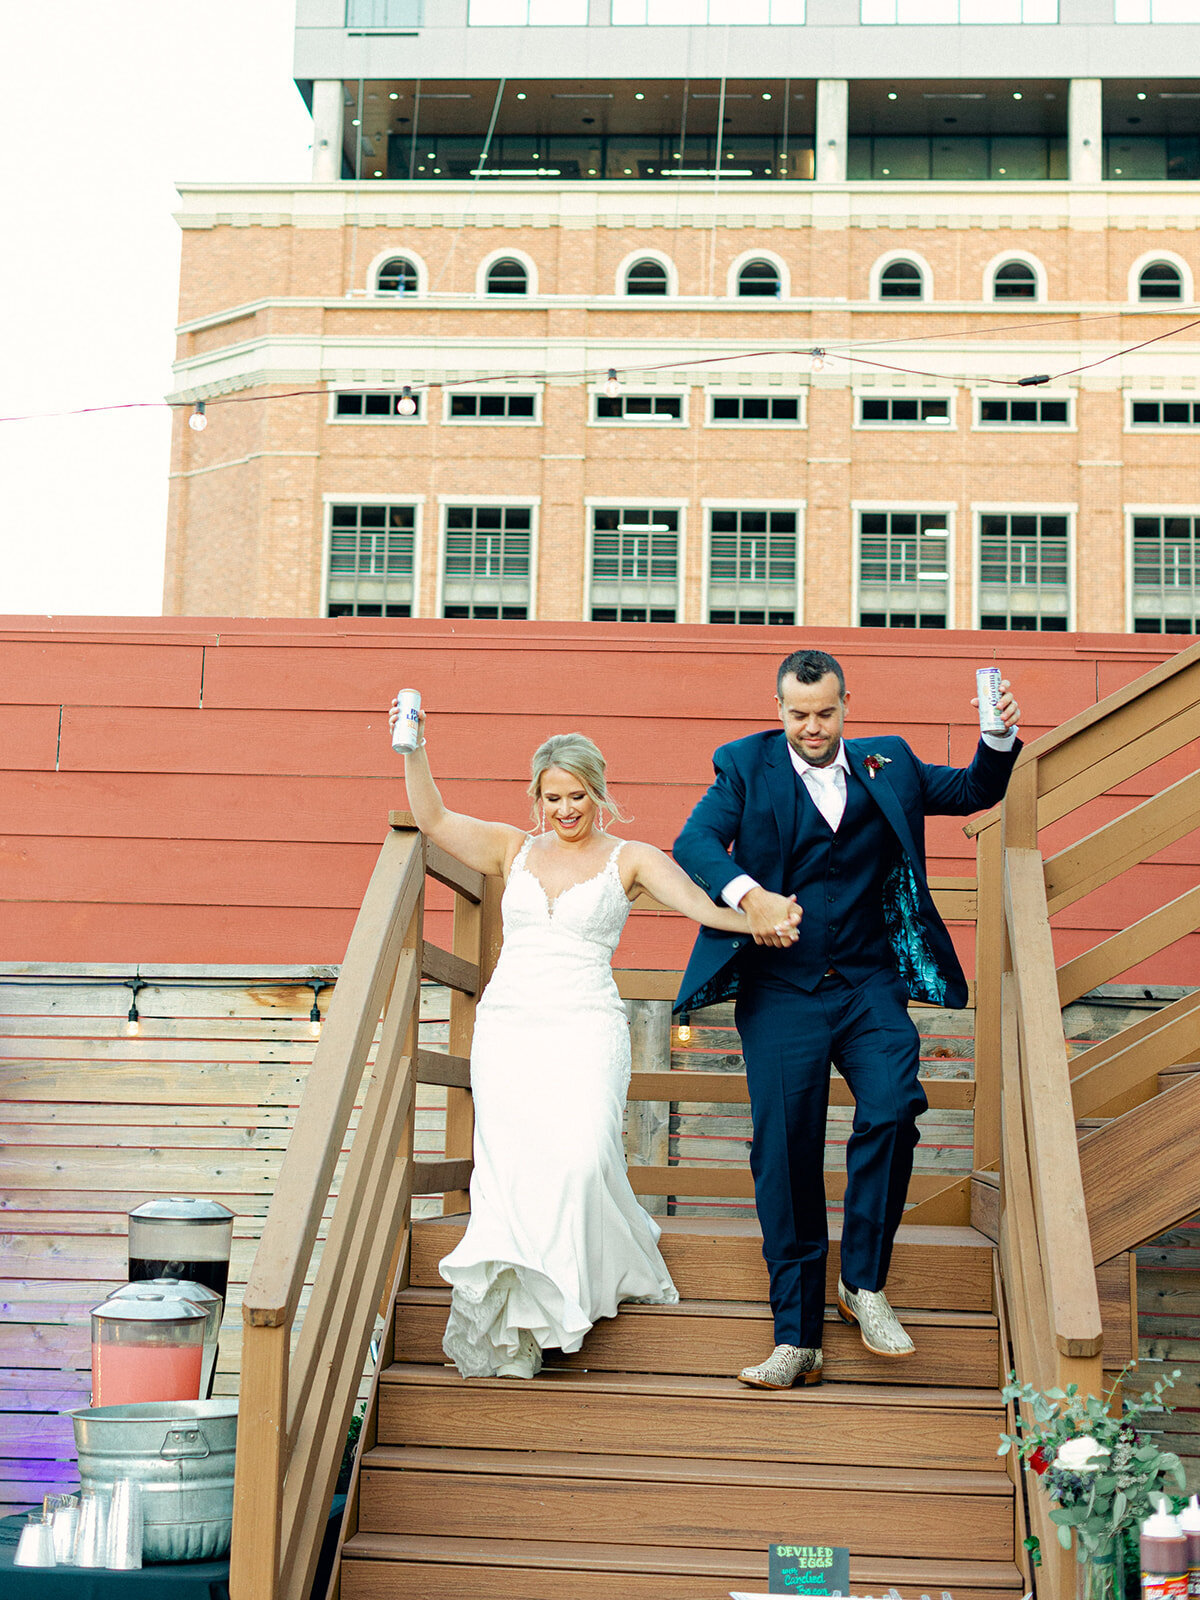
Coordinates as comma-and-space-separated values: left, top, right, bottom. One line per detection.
0, 1, 312, 616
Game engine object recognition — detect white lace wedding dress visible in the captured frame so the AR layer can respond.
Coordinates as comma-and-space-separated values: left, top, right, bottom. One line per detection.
439, 834, 679, 1377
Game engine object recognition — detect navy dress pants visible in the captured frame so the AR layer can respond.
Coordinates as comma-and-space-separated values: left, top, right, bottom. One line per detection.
734, 968, 926, 1349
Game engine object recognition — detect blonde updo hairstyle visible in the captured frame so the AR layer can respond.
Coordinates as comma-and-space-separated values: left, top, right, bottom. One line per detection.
527, 733, 629, 827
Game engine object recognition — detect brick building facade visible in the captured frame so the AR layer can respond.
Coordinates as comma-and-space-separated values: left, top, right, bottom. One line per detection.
164, 4, 1200, 635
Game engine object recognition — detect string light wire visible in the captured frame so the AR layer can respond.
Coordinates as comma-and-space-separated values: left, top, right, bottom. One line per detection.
2, 309, 1198, 426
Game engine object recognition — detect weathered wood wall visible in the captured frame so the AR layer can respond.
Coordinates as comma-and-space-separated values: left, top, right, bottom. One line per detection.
2, 615, 1197, 983
0, 965, 452, 1517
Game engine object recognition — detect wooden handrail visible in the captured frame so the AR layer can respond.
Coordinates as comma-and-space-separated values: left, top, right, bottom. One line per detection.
239, 830, 424, 1330
230, 819, 494, 1600
1079, 1072, 1200, 1264
1043, 767, 1200, 916
967, 638, 1200, 838
1003, 847, 1103, 1359
974, 644, 1200, 1600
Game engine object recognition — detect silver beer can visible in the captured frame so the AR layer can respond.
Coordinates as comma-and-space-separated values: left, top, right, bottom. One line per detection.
976, 667, 1007, 735
391, 688, 422, 753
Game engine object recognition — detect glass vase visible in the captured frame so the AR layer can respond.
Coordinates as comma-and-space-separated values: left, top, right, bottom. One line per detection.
1076, 1542, 1123, 1600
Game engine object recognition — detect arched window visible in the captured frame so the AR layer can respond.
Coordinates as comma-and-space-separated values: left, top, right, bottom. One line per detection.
879, 260, 924, 300
992, 260, 1037, 300
625, 258, 669, 296
737, 259, 781, 298
485, 257, 529, 296
1138, 260, 1183, 302
377, 256, 419, 295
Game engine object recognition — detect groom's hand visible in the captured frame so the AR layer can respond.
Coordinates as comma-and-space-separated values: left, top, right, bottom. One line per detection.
741, 888, 803, 947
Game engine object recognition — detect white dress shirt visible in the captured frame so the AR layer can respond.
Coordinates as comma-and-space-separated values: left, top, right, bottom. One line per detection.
720, 727, 1017, 911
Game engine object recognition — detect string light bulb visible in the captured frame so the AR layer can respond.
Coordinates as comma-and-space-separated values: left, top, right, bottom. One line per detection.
809, 348, 826, 374
308, 982, 324, 1038
397, 386, 417, 416
125, 978, 144, 1037
676, 1023, 692, 1045
604, 368, 620, 399
188, 401, 207, 432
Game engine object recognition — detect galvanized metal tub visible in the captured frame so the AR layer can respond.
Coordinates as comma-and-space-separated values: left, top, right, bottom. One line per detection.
69, 1398, 237, 1563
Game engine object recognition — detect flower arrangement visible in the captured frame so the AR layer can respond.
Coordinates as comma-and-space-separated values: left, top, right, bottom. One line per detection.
999, 1367, 1185, 1567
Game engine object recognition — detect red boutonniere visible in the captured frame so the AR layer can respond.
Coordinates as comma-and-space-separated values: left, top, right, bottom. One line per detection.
863, 754, 893, 781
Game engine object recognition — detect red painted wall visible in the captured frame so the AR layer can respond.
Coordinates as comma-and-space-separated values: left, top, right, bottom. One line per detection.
1, 616, 1195, 981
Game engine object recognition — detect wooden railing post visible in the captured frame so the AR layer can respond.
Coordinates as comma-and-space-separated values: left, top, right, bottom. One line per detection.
973, 820, 1003, 1171
230, 1322, 287, 1600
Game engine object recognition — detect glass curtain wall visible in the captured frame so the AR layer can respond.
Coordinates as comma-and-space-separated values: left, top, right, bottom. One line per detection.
338, 80, 815, 182
847, 79, 1068, 180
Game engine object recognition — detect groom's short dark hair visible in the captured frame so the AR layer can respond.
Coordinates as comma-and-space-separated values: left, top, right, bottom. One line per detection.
777, 649, 846, 698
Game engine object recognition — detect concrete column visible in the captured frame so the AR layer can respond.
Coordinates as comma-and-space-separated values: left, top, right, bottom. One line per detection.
311, 80, 345, 182
1069, 78, 1103, 185
815, 80, 848, 184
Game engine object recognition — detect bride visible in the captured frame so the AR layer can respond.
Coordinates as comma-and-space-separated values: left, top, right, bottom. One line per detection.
391, 705, 799, 1380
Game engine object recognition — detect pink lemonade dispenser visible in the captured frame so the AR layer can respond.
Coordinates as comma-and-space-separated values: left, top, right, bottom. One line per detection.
90, 1292, 206, 1408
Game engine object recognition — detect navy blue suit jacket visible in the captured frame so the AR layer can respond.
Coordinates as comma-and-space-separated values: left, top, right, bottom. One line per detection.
672, 729, 1020, 1016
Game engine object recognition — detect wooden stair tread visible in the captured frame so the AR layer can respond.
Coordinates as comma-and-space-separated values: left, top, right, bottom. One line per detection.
395, 1285, 998, 1329
382, 1361, 1004, 1411
421, 1214, 994, 1248
342, 1531, 1025, 1587
363, 1442, 1012, 1495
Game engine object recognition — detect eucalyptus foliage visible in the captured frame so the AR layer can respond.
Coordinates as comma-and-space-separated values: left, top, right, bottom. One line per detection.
999, 1367, 1187, 1563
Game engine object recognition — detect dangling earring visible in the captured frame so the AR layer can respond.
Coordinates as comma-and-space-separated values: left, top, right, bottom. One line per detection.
539, 805, 546, 834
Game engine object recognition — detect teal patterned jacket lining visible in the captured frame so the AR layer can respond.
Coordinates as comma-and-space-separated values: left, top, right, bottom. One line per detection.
881, 855, 948, 1006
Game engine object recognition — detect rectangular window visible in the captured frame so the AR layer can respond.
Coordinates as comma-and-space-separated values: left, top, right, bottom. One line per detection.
857, 396, 952, 427
709, 394, 804, 425
442, 505, 532, 619
447, 392, 538, 422
333, 391, 423, 421
469, 0, 587, 21
327, 504, 415, 617
346, 0, 423, 25
1132, 515, 1200, 633
857, 511, 950, 629
1116, 0, 1198, 19
1130, 399, 1200, 428
863, 0, 1056, 18
977, 396, 1071, 427
594, 393, 685, 424
978, 511, 1070, 630
590, 508, 680, 622
613, 0, 805, 21
708, 510, 798, 625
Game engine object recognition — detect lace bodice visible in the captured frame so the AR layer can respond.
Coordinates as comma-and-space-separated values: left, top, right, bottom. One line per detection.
501, 835, 631, 955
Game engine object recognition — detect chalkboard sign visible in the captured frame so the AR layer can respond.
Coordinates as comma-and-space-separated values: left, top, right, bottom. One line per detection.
768, 1544, 851, 1596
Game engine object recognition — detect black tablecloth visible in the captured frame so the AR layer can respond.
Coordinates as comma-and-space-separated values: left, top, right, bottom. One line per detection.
0, 1499, 346, 1600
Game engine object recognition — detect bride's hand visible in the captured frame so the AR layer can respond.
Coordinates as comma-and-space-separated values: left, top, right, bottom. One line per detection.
388, 700, 427, 738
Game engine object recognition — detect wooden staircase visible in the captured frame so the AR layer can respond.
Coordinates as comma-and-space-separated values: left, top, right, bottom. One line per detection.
228, 640, 1200, 1600
339, 1215, 1024, 1600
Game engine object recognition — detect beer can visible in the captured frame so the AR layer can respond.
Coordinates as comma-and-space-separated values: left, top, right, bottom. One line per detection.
391, 688, 422, 753
976, 667, 1007, 735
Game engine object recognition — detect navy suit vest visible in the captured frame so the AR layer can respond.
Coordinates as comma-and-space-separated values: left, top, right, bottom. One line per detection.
751, 763, 900, 992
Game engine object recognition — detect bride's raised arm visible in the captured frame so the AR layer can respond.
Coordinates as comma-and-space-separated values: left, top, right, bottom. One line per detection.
621, 841, 800, 939
391, 702, 526, 880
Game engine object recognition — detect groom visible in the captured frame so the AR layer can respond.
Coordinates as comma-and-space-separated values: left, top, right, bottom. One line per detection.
673, 649, 1020, 1388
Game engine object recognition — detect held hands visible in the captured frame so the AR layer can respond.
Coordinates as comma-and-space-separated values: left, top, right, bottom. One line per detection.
970, 676, 1021, 731
740, 888, 803, 948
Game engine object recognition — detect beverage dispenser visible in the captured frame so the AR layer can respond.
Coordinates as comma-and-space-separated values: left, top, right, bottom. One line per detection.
106, 1277, 224, 1399
127, 1198, 234, 1305
90, 1293, 206, 1407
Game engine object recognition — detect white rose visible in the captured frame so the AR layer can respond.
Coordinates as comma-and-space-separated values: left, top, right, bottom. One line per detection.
1055, 1436, 1111, 1472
